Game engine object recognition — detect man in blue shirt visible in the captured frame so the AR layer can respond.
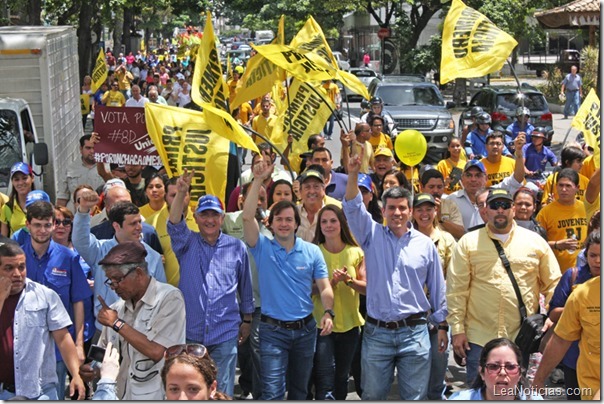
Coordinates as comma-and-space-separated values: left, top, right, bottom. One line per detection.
21, 201, 91, 399
342, 154, 448, 400
242, 162, 334, 400
465, 112, 512, 159
310, 147, 348, 201
561, 65, 583, 119
522, 127, 558, 176
72, 192, 166, 331
505, 106, 534, 149
167, 171, 254, 397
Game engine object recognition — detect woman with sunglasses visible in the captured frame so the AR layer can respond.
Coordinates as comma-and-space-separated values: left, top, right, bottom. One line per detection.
94, 343, 230, 400
449, 338, 541, 400
513, 187, 547, 240
309, 205, 366, 400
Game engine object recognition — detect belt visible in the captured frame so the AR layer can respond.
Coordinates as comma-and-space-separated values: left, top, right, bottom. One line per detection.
261, 313, 313, 330
566, 89, 579, 92
0, 382, 16, 393
366, 313, 427, 329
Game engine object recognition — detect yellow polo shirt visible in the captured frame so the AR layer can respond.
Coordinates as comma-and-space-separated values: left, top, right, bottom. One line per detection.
480, 156, 516, 187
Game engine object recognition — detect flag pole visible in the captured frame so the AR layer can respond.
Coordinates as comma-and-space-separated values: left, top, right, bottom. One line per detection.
241, 125, 295, 181
304, 81, 350, 134
506, 58, 525, 108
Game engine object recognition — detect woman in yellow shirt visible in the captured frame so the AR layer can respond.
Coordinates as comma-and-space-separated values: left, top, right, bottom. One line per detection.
437, 137, 466, 194
0, 162, 34, 237
311, 205, 366, 400
139, 173, 166, 219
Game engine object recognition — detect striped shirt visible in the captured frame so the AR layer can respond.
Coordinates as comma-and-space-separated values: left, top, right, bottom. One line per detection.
167, 219, 254, 345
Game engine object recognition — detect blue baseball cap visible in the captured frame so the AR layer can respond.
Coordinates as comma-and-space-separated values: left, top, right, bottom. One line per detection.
10, 162, 32, 178
357, 173, 373, 192
463, 159, 486, 174
196, 195, 224, 214
25, 190, 50, 207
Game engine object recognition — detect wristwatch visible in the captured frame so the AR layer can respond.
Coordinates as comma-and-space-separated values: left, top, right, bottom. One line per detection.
112, 319, 126, 332
437, 324, 449, 331
324, 309, 336, 319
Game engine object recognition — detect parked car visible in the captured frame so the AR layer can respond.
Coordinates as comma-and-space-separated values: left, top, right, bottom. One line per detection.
332, 51, 350, 71
460, 84, 554, 144
341, 68, 380, 100
367, 80, 455, 164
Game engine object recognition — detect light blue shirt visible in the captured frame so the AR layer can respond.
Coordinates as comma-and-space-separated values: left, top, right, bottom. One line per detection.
72, 211, 166, 330
249, 234, 328, 321
12, 280, 72, 398
342, 192, 447, 323
466, 128, 512, 158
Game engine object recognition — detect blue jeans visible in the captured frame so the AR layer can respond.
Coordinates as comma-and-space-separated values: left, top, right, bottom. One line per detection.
56, 360, 67, 399
193, 337, 238, 397
259, 318, 317, 400
323, 112, 335, 138
312, 327, 360, 399
465, 342, 484, 386
564, 90, 580, 117
0, 383, 58, 400
361, 322, 431, 400
427, 327, 450, 400
237, 308, 262, 399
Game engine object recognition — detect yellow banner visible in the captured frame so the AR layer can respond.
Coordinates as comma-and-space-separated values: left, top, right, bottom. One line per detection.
191, 11, 259, 153
271, 79, 335, 158
440, 0, 518, 84
571, 89, 600, 168
80, 94, 90, 115
230, 16, 286, 111
91, 48, 108, 93
145, 103, 230, 204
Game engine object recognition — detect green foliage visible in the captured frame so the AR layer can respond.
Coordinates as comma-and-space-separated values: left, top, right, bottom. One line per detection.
580, 46, 599, 93
539, 66, 563, 100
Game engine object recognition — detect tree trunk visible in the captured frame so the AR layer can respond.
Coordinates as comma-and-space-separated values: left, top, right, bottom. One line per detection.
112, 7, 124, 55
25, 0, 42, 25
77, 0, 96, 83
122, 7, 133, 54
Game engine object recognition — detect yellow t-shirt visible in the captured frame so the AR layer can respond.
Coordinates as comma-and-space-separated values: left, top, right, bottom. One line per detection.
238, 101, 253, 125
0, 201, 26, 236
536, 200, 587, 273
436, 157, 466, 194
322, 82, 340, 103
139, 202, 166, 220
368, 133, 393, 152
227, 78, 239, 105
580, 154, 596, 180
145, 205, 198, 286
312, 244, 365, 332
102, 90, 126, 107
480, 156, 516, 187
541, 172, 589, 205
251, 114, 276, 143
554, 276, 600, 400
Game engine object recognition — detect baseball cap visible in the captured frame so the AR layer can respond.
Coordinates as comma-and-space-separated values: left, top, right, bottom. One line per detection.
99, 241, 147, 266
10, 162, 32, 178
413, 193, 436, 208
357, 173, 372, 192
463, 159, 486, 174
25, 190, 51, 207
486, 188, 513, 204
234, 66, 244, 74
176, 73, 185, 80
196, 195, 224, 214
374, 147, 393, 158
298, 169, 325, 184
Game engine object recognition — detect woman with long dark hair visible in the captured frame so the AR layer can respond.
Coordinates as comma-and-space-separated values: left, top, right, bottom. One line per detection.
0, 162, 34, 236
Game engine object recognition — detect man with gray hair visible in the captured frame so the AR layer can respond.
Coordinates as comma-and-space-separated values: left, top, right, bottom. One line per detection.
147, 85, 167, 105
79, 241, 185, 400
125, 85, 148, 107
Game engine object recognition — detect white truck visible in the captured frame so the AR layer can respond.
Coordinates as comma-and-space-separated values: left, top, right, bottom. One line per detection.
0, 26, 83, 200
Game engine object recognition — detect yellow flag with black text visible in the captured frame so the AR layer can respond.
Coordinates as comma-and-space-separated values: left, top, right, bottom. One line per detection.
191, 11, 259, 153
571, 89, 600, 168
230, 15, 286, 111
91, 48, 108, 93
145, 103, 230, 204
440, 0, 518, 84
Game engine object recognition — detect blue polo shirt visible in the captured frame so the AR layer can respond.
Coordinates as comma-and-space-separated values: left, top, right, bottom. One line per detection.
505, 121, 534, 143
249, 234, 328, 321
465, 128, 512, 158
522, 143, 557, 172
325, 170, 349, 201
22, 238, 92, 360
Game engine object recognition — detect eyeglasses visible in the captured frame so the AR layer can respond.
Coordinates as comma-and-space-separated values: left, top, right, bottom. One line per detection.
484, 363, 521, 375
104, 267, 138, 288
165, 343, 208, 360
488, 201, 512, 210
55, 219, 72, 227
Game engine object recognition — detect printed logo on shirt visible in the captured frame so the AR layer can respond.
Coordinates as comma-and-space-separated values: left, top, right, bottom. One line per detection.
296, 266, 308, 271
51, 267, 68, 277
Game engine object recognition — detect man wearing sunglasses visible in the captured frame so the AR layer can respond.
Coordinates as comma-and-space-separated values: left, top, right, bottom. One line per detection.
447, 188, 561, 384
86, 240, 185, 400
100, 81, 126, 107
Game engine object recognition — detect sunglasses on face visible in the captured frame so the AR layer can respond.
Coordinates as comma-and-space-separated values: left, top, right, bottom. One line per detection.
484, 363, 521, 375
55, 219, 72, 227
488, 201, 512, 210
164, 343, 208, 360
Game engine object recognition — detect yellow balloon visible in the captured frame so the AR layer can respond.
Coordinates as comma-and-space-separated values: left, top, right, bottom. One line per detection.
394, 130, 427, 166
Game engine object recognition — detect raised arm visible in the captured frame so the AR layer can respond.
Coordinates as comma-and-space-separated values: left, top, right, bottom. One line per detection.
345, 153, 362, 201
168, 169, 193, 225
243, 159, 273, 248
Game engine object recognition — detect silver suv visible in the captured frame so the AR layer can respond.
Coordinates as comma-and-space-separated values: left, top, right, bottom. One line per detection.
367, 81, 455, 164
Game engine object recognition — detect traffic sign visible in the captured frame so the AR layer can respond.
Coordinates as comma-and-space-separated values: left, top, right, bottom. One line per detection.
377, 27, 391, 40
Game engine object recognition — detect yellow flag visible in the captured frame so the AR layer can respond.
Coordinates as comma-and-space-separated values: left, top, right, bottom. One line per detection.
271, 79, 335, 158
80, 94, 90, 115
91, 48, 108, 93
440, 0, 518, 84
145, 103, 230, 204
230, 15, 286, 111
191, 11, 259, 153
571, 89, 600, 168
